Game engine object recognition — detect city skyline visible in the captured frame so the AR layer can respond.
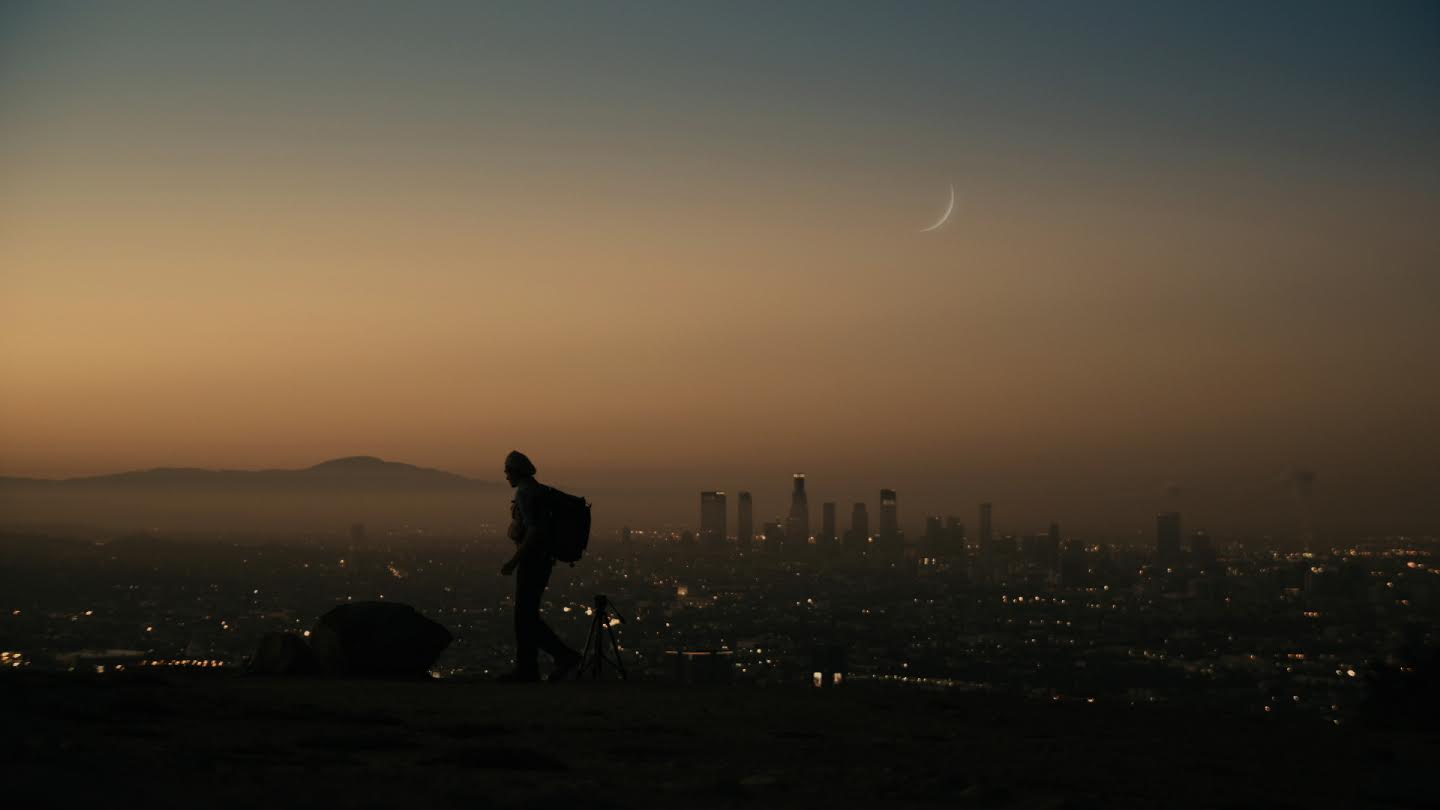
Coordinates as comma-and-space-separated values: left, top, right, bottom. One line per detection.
0, 452, 1376, 540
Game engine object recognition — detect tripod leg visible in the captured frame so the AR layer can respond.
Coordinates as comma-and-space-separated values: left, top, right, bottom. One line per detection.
579, 615, 596, 664
581, 615, 604, 679
603, 622, 627, 679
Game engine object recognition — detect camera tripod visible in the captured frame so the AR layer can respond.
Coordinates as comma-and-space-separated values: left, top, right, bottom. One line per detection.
576, 594, 627, 680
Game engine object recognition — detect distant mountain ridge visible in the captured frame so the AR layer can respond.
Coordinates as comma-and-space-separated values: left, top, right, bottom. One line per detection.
0, 456, 497, 491
0, 456, 506, 533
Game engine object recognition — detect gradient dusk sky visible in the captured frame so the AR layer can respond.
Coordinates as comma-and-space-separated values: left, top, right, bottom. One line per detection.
2, 2, 1437, 534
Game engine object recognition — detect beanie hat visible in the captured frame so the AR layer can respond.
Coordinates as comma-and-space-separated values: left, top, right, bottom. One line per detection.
504, 450, 536, 476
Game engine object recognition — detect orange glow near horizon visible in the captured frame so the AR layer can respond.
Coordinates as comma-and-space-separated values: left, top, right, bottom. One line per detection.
1, 4, 1437, 533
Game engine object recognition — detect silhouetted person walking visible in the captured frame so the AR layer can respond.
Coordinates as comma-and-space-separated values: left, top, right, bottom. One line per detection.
499, 450, 581, 682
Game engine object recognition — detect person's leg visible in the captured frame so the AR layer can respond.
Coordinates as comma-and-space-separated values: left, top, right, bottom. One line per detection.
527, 558, 580, 665
534, 615, 578, 662
512, 566, 544, 678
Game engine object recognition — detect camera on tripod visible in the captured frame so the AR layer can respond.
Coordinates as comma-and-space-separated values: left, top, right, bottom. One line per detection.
575, 594, 627, 680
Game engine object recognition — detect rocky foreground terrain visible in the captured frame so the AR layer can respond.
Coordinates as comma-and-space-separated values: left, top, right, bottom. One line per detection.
5, 672, 1435, 809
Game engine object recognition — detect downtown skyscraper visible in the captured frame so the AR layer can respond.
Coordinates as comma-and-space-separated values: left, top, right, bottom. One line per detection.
878, 489, 899, 546
700, 491, 727, 548
737, 491, 753, 552
979, 501, 993, 557
821, 501, 837, 549
944, 516, 965, 554
1156, 511, 1182, 564
846, 502, 869, 550
786, 474, 809, 548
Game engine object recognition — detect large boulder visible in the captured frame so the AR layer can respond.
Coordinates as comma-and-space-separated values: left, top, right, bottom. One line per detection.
248, 631, 320, 675
310, 601, 452, 679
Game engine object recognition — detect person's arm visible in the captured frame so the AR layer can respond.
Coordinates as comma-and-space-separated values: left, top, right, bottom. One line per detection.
501, 522, 544, 575
506, 500, 522, 541
501, 487, 545, 575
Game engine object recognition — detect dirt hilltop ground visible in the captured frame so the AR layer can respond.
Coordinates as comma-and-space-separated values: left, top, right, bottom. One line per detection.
6, 672, 1435, 809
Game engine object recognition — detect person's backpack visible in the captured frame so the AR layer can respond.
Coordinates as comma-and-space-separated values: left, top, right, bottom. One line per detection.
539, 485, 591, 564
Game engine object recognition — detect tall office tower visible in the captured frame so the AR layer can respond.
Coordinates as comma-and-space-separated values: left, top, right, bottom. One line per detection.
1021, 533, 1047, 567
846, 502, 870, 550
944, 516, 965, 554
1156, 512, 1182, 563
1190, 529, 1216, 568
821, 502, 837, 548
700, 491, 727, 547
762, 520, 785, 553
879, 489, 899, 544
1022, 527, 1061, 571
620, 526, 633, 550
737, 491, 754, 551
1000, 534, 1019, 559
924, 516, 944, 551
1060, 538, 1087, 586
1045, 522, 1061, 570
787, 474, 810, 547
979, 502, 993, 557
927, 513, 950, 559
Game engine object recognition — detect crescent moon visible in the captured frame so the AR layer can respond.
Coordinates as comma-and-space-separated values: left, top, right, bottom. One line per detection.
919, 183, 955, 232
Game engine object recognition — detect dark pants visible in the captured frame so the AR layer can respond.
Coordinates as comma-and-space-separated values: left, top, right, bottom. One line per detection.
514, 557, 576, 675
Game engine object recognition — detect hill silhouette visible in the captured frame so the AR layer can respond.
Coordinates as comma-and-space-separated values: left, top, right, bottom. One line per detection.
0, 457, 503, 535
0, 456, 492, 491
